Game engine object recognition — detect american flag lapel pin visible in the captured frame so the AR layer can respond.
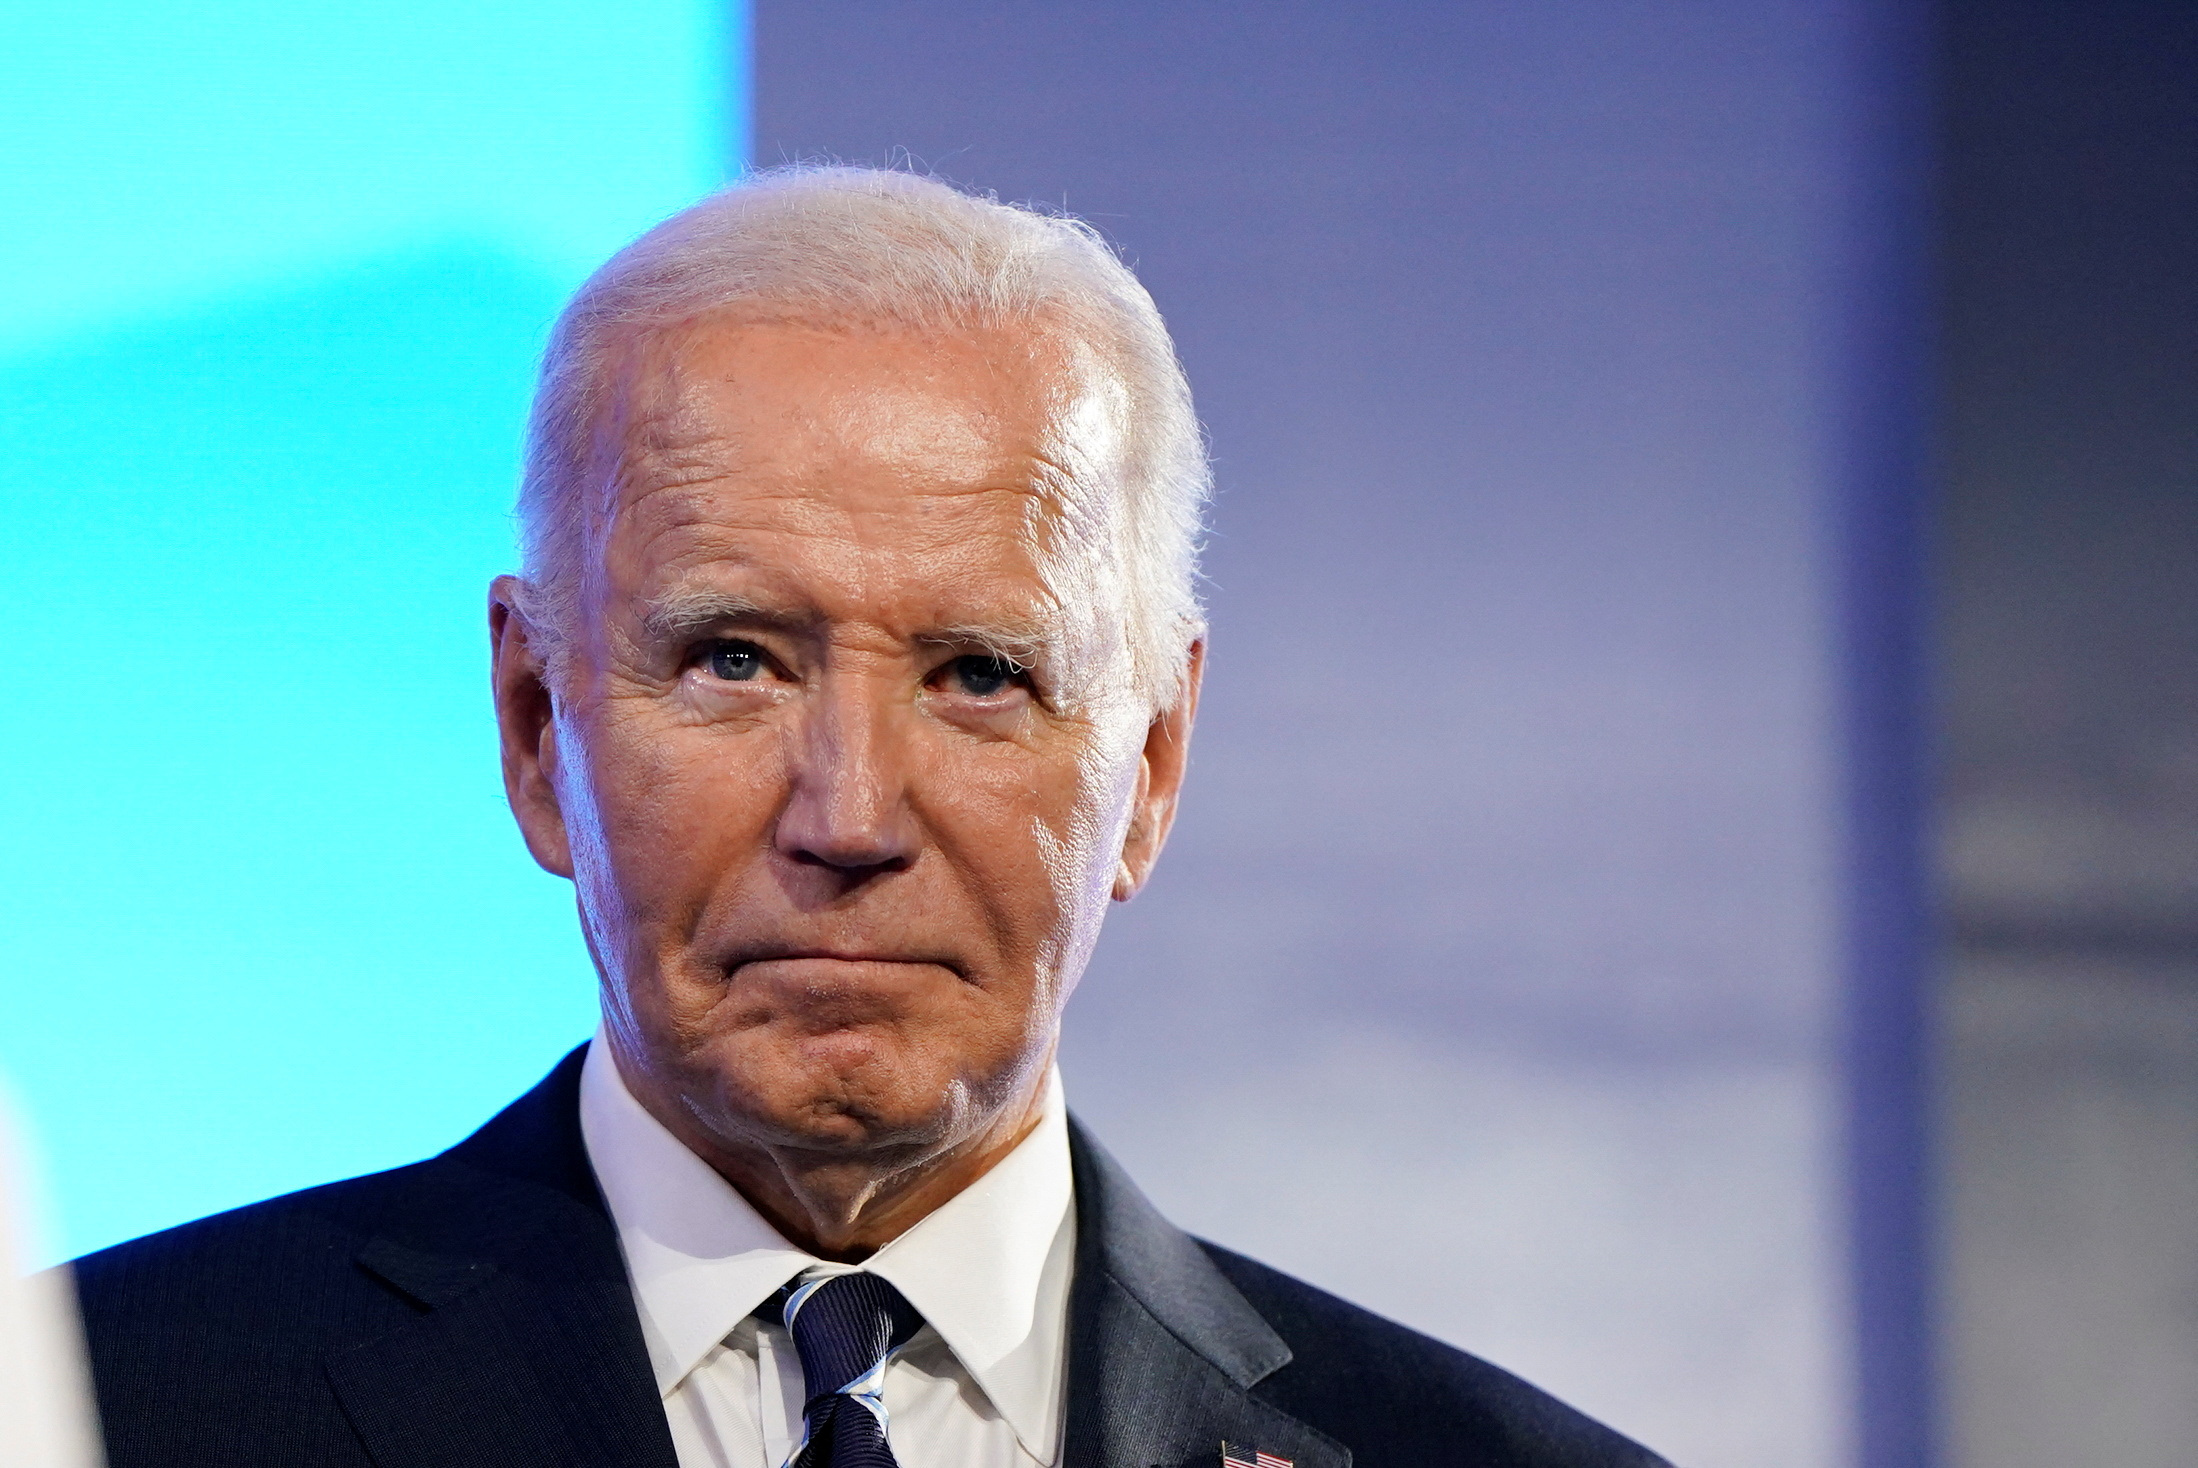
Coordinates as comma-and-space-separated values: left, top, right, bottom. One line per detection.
1220, 1442, 1292, 1468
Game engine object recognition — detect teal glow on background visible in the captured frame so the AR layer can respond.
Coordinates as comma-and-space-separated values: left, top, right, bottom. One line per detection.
0, 1, 739, 1261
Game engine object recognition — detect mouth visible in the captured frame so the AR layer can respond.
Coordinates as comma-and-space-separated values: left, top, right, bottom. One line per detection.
723, 947, 968, 981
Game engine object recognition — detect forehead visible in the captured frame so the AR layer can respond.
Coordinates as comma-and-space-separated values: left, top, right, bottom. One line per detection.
594, 316, 1118, 621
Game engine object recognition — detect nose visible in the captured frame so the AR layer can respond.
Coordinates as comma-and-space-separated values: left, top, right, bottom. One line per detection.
772, 671, 920, 882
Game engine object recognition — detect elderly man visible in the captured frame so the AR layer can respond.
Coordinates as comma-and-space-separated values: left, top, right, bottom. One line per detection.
74, 169, 1667, 1468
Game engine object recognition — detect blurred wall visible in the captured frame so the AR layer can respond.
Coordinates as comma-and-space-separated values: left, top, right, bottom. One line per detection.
754, 5, 1929, 1466
0, 1, 729, 1261
1938, 3, 2198, 1464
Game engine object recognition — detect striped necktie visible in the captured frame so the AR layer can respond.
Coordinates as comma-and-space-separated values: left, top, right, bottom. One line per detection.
765, 1272, 927, 1468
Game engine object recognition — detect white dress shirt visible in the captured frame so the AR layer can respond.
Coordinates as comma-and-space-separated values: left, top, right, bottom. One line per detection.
578, 1035, 1076, 1468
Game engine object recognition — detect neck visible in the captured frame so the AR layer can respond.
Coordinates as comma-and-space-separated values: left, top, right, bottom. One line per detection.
620, 1058, 1052, 1262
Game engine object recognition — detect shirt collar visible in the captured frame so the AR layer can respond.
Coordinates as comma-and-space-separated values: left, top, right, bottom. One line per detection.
859, 1063, 1074, 1464
578, 1034, 814, 1389
578, 1032, 1075, 1463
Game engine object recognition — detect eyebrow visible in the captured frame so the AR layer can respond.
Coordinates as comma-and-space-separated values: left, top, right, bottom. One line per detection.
637, 585, 1060, 667
918, 622, 1053, 668
637, 586, 815, 641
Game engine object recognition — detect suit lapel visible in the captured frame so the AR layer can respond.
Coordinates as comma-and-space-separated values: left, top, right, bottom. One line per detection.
1063, 1120, 1349, 1468
313, 1053, 1343, 1468
323, 1048, 679, 1468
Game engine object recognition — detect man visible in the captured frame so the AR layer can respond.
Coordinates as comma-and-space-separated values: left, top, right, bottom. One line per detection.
74, 167, 1669, 1468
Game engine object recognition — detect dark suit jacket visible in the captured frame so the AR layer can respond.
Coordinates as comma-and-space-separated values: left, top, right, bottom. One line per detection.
75, 1047, 1670, 1468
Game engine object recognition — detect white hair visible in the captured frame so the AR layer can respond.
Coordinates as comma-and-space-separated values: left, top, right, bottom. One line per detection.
513, 165, 1209, 709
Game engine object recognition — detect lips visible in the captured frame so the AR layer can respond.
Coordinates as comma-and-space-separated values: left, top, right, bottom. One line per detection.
722, 946, 967, 980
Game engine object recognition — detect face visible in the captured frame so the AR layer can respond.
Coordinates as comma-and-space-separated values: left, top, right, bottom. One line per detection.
491, 316, 1198, 1179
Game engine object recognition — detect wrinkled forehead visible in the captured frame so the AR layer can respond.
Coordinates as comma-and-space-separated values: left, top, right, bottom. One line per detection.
577, 311, 1137, 639
591, 309, 1129, 539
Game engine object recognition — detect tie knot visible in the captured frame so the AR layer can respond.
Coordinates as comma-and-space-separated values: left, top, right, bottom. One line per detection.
769, 1271, 927, 1405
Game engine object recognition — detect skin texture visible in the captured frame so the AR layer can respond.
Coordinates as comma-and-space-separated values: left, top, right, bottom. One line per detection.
489, 315, 1200, 1259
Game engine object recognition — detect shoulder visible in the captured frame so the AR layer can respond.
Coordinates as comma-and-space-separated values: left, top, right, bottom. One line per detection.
75, 1043, 596, 1335
70, 1163, 446, 1468
74, 1160, 436, 1353
1199, 1242, 1672, 1468
69, 1050, 605, 1468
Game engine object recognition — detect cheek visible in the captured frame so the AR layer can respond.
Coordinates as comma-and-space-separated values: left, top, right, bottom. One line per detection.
1020, 746, 1141, 1001
564, 703, 783, 922
909, 741, 1085, 948
1018, 727, 1145, 913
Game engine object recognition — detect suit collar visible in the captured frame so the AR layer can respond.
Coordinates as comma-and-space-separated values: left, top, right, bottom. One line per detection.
329, 1045, 680, 1468
1065, 1119, 1348, 1468
325, 1047, 1345, 1468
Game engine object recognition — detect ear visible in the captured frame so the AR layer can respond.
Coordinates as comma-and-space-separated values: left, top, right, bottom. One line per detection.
1113, 639, 1204, 902
489, 576, 576, 878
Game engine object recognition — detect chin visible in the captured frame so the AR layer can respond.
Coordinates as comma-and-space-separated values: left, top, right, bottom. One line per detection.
694, 1033, 972, 1155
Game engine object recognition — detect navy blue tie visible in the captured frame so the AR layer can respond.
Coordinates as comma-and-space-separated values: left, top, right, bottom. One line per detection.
764, 1272, 927, 1468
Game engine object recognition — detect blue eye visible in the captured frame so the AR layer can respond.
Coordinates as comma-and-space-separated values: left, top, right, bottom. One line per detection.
949, 654, 1024, 697
705, 641, 766, 681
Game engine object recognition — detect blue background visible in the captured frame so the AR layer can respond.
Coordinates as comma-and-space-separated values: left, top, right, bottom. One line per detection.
1, 0, 736, 1261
